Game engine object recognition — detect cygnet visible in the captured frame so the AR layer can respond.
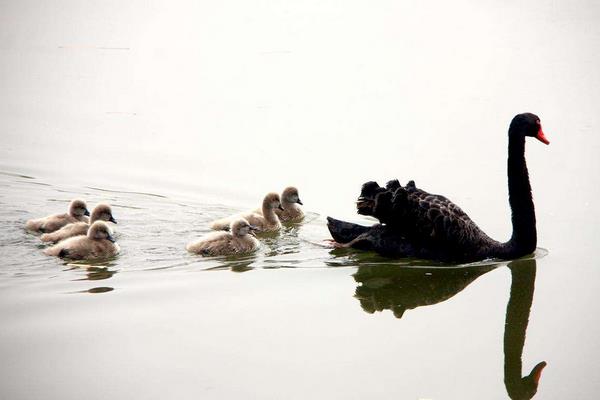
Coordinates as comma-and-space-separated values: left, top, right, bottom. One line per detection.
44, 221, 119, 260
257, 186, 304, 222
210, 192, 283, 232
40, 203, 117, 243
187, 218, 260, 256
25, 199, 90, 233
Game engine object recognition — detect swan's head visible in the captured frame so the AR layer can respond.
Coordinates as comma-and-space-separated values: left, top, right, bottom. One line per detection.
230, 218, 260, 237
90, 203, 117, 224
507, 361, 547, 399
88, 221, 116, 242
263, 192, 284, 211
69, 199, 90, 217
282, 186, 303, 206
510, 113, 550, 145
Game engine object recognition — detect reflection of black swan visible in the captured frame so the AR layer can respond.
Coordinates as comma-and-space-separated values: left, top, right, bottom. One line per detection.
352, 258, 546, 398
328, 113, 549, 263
353, 264, 496, 318
504, 259, 546, 400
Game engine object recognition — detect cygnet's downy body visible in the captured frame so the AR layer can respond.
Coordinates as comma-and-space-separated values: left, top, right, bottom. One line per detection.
210, 193, 283, 232
44, 221, 119, 260
40, 203, 117, 243
258, 186, 304, 222
25, 199, 90, 233
187, 218, 260, 256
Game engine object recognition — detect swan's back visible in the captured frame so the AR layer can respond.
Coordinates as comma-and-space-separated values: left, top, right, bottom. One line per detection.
355, 180, 498, 261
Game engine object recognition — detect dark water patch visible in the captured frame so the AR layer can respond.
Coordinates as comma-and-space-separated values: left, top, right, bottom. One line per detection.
15, 180, 50, 186
113, 204, 145, 210
0, 171, 35, 179
68, 286, 114, 294
86, 186, 168, 199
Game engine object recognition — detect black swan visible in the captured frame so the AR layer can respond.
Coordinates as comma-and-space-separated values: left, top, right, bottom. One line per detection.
327, 113, 549, 263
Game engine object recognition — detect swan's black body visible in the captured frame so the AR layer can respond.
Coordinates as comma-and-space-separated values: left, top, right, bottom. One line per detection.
327, 113, 549, 263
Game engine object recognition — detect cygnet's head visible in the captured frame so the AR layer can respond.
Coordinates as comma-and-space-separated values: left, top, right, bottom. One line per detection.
282, 186, 303, 205
91, 203, 117, 224
87, 221, 115, 242
69, 199, 90, 217
263, 192, 284, 211
230, 218, 259, 237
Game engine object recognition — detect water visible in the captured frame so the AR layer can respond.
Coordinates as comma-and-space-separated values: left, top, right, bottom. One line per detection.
1, 1, 600, 399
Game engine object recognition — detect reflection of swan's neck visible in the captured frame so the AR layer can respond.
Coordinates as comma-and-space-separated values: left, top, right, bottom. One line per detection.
504, 261, 545, 399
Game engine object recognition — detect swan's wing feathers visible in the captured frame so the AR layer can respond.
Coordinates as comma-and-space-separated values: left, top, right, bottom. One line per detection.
373, 184, 480, 246
410, 191, 482, 245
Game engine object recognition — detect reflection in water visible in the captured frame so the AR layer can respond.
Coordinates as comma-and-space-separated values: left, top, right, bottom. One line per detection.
353, 264, 497, 318
504, 259, 546, 400
204, 254, 258, 273
65, 263, 118, 281
63, 263, 117, 294
353, 259, 546, 398
76, 286, 114, 294
77, 266, 117, 281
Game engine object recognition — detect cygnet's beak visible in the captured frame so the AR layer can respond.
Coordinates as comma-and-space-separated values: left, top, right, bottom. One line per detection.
84, 209, 91, 216
106, 234, 116, 243
109, 215, 117, 224
278, 204, 285, 211
249, 225, 260, 236
297, 199, 303, 205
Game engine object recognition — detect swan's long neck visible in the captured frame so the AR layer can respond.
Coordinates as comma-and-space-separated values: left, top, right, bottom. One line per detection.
499, 133, 537, 257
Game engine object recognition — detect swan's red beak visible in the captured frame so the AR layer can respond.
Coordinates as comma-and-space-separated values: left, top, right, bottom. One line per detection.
536, 128, 550, 145
532, 361, 547, 385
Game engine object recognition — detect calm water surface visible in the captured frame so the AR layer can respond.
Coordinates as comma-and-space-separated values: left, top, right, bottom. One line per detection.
1, 1, 600, 399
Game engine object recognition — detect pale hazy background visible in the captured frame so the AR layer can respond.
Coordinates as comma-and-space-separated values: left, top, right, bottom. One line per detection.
1, 1, 600, 399
2, 0, 599, 223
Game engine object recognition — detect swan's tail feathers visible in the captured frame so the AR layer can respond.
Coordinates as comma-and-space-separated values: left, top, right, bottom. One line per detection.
210, 218, 232, 231
326, 217, 371, 244
372, 186, 409, 225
